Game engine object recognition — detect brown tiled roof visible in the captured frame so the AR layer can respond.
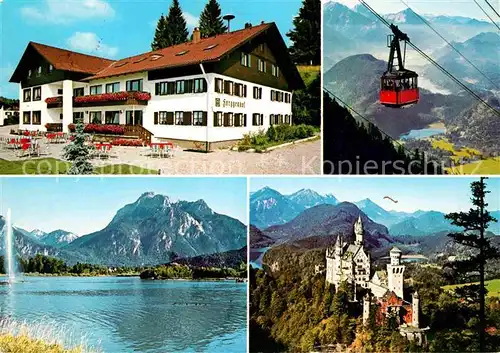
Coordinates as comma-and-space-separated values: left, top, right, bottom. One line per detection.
30, 42, 115, 75
86, 23, 273, 80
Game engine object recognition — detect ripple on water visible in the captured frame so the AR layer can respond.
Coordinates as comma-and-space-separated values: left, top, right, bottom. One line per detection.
0, 277, 247, 353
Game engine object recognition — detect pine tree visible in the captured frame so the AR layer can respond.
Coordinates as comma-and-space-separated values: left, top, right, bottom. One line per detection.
198, 0, 227, 38
165, 0, 189, 46
445, 177, 499, 352
63, 123, 94, 175
286, 0, 321, 65
151, 15, 168, 50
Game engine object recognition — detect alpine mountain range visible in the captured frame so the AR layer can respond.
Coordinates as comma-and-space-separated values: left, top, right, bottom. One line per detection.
0, 192, 247, 266
323, 1, 500, 157
250, 187, 500, 258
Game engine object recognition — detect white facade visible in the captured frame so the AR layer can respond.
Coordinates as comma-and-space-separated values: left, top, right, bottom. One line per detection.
18, 70, 293, 144
325, 216, 372, 288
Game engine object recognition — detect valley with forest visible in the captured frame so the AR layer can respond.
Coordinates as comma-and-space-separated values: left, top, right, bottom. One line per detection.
322, 1, 500, 174
249, 178, 500, 352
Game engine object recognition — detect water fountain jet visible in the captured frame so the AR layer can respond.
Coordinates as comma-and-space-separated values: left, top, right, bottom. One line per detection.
5, 208, 15, 283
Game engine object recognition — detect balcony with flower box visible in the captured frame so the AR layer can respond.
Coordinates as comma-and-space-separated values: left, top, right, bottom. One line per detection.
45, 91, 152, 109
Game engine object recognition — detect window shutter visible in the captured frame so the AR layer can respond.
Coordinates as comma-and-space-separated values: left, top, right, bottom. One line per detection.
166, 112, 174, 125
243, 114, 247, 127
155, 83, 159, 95
243, 85, 247, 98
154, 112, 158, 125
234, 114, 240, 127
223, 113, 230, 127
252, 114, 257, 126
213, 113, 218, 126
260, 114, 264, 125
270, 114, 274, 125
203, 79, 207, 92
184, 111, 192, 125
202, 112, 207, 126
259, 88, 262, 99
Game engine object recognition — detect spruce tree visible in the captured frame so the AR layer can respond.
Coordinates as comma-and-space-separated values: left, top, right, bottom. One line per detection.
165, 0, 189, 46
445, 177, 499, 352
63, 123, 94, 175
198, 0, 227, 38
151, 15, 168, 50
286, 0, 321, 65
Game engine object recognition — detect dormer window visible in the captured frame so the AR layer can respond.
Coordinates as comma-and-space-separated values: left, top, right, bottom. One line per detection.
176, 50, 189, 56
272, 64, 279, 77
48, 64, 54, 73
150, 54, 163, 61
204, 44, 218, 51
37, 66, 42, 76
28, 70, 32, 78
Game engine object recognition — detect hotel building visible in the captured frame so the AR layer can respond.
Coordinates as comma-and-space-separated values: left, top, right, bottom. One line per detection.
9, 22, 304, 149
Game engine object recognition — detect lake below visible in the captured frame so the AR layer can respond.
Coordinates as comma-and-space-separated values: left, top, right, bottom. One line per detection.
400, 127, 445, 140
249, 247, 270, 269
0, 276, 247, 353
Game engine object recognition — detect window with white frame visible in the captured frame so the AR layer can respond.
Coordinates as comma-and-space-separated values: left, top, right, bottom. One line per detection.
90, 111, 102, 124
241, 52, 251, 67
175, 111, 184, 125
253, 87, 262, 99
90, 85, 102, 95
106, 82, 120, 93
258, 58, 266, 73
193, 111, 204, 126
272, 64, 279, 77
214, 112, 223, 126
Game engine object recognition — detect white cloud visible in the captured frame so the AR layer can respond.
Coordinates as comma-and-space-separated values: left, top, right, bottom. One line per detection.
21, 0, 115, 25
183, 12, 199, 28
67, 32, 118, 58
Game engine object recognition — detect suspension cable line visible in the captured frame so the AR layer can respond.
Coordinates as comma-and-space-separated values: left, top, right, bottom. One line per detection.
473, 0, 500, 31
399, 0, 499, 90
357, 0, 500, 117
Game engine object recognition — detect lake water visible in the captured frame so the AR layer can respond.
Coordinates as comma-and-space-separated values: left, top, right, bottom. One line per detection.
249, 247, 270, 269
400, 127, 445, 140
0, 276, 247, 353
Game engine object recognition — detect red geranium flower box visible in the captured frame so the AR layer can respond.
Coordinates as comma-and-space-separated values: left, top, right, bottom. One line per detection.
74, 91, 151, 104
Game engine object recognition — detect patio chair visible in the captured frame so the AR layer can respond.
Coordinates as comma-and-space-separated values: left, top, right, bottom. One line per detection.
17, 143, 31, 158
150, 145, 161, 158
164, 145, 174, 158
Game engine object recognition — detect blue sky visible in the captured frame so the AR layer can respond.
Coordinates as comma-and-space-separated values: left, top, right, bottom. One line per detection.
0, 177, 248, 235
0, 0, 303, 98
250, 177, 500, 213
326, 0, 496, 20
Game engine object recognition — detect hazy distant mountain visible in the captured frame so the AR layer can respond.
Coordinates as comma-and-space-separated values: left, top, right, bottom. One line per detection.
355, 198, 403, 227
288, 189, 338, 209
425, 32, 500, 92
263, 202, 393, 250
40, 230, 80, 248
250, 225, 275, 249
0, 216, 79, 263
323, 1, 497, 68
31, 229, 47, 239
389, 211, 462, 236
250, 187, 305, 229
66, 193, 247, 266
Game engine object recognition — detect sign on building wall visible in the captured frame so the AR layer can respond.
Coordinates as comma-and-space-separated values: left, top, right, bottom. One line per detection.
215, 98, 246, 109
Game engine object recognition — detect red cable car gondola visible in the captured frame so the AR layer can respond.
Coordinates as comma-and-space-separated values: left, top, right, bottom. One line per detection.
380, 24, 419, 108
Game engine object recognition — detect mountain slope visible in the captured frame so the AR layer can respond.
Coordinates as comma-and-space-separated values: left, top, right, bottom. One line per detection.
288, 189, 338, 209
40, 230, 80, 247
389, 211, 462, 236
250, 187, 304, 229
263, 202, 393, 249
67, 193, 246, 266
172, 247, 247, 268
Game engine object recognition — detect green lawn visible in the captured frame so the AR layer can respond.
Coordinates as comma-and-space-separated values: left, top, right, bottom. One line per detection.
443, 279, 500, 298
297, 65, 320, 87
430, 137, 499, 174
0, 158, 157, 175
447, 157, 500, 175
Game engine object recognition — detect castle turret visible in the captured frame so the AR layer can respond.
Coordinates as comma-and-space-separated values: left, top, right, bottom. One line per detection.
335, 235, 343, 256
354, 215, 364, 245
387, 247, 405, 298
363, 293, 370, 325
412, 291, 420, 328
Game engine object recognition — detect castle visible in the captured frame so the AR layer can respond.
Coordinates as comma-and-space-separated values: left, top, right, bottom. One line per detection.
325, 216, 428, 344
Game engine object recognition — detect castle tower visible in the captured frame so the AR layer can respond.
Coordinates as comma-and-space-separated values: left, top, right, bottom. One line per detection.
412, 291, 420, 328
354, 216, 364, 245
326, 236, 343, 285
387, 247, 405, 298
363, 293, 370, 325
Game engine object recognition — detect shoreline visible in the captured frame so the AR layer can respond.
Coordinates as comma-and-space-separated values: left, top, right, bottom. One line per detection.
1, 274, 247, 282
